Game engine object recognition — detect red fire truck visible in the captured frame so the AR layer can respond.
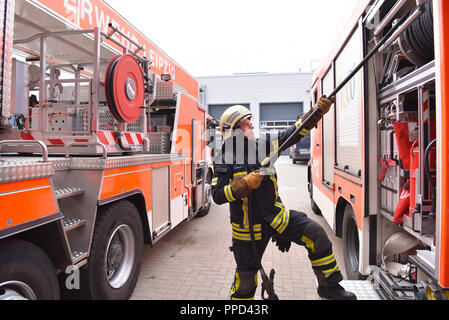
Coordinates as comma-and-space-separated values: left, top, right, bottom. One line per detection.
0, 0, 214, 299
308, 0, 449, 299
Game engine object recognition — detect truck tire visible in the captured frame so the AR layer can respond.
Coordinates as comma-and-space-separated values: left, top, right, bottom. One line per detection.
82, 200, 144, 299
196, 171, 212, 217
0, 239, 59, 300
310, 199, 322, 216
342, 204, 363, 280
308, 179, 322, 216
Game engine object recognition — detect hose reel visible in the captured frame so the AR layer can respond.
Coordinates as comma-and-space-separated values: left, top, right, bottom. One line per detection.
105, 54, 145, 123
399, 1, 434, 67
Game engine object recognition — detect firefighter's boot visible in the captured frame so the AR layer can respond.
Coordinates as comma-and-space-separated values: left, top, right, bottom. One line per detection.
315, 270, 357, 300
300, 221, 357, 300
229, 271, 258, 300
317, 282, 357, 300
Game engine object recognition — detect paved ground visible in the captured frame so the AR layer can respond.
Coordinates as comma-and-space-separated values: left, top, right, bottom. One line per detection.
131, 156, 347, 300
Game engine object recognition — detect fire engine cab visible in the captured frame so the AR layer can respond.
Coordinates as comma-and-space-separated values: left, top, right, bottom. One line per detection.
0, 0, 214, 299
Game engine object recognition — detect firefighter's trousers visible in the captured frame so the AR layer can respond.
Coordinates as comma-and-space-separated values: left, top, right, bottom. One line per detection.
229, 210, 343, 300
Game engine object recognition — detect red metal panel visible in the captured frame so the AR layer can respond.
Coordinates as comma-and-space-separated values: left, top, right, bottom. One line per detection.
101, 164, 152, 212
438, 0, 449, 289
0, 178, 58, 231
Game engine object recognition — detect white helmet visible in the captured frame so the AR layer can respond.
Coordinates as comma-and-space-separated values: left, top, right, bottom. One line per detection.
219, 105, 252, 140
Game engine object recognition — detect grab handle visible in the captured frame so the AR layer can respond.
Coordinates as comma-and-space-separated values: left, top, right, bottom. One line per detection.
0, 140, 48, 162
65, 142, 107, 159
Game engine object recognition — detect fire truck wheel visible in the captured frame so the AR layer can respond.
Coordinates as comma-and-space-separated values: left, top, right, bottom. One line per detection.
310, 199, 322, 216
0, 239, 59, 300
342, 204, 363, 280
197, 171, 212, 217
82, 200, 144, 300
308, 180, 321, 216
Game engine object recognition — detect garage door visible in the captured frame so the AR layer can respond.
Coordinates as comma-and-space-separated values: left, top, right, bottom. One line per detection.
260, 102, 303, 122
208, 104, 250, 123
260, 102, 303, 155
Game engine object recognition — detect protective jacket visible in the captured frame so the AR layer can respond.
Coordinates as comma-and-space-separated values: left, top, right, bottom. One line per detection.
212, 123, 309, 242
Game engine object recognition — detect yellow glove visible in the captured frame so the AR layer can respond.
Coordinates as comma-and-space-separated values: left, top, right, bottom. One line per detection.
231, 177, 250, 199
315, 96, 334, 116
243, 171, 264, 190
301, 95, 334, 130
230, 171, 264, 199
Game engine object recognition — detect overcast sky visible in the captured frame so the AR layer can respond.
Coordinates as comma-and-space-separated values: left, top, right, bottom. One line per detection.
104, 0, 361, 77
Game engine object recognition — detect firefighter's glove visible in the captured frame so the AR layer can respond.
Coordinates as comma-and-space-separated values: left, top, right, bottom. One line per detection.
272, 235, 291, 253
301, 95, 334, 131
230, 171, 264, 199
316, 96, 333, 116
230, 177, 252, 199
244, 170, 264, 190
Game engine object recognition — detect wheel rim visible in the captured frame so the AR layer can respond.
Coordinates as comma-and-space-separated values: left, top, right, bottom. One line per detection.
346, 216, 360, 274
0, 281, 37, 300
105, 224, 135, 289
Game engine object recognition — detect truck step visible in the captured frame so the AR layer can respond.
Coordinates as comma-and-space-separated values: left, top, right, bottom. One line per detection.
316, 279, 383, 300
71, 250, 88, 263
62, 217, 87, 231
339, 280, 383, 300
55, 187, 85, 200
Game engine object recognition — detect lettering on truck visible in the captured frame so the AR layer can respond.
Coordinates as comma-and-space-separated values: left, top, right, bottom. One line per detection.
30, 0, 198, 97
64, 0, 176, 78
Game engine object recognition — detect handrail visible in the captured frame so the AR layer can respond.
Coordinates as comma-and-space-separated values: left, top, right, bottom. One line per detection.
378, 5, 425, 53
106, 23, 145, 54
374, 0, 410, 36
0, 140, 49, 162
13, 29, 97, 45
65, 142, 107, 159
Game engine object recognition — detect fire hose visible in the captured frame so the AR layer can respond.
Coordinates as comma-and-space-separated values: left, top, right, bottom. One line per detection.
246, 5, 425, 301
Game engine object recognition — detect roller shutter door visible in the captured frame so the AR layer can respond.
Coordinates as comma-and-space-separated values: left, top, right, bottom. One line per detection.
322, 66, 335, 184
260, 103, 303, 122
260, 103, 303, 156
335, 25, 363, 177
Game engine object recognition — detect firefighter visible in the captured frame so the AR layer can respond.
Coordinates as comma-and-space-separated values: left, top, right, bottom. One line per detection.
212, 98, 357, 300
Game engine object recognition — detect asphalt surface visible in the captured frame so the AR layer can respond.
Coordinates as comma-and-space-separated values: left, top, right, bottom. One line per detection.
131, 156, 346, 300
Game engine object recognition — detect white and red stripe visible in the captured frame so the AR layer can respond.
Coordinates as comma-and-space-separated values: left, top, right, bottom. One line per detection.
19, 131, 144, 147
423, 89, 430, 125
96, 131, 144, 146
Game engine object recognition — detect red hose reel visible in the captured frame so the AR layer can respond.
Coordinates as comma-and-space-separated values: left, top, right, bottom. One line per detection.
105, 54, 145, 123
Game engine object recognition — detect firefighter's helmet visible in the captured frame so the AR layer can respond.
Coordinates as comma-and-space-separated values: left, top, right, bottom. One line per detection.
219, 105, 252, 140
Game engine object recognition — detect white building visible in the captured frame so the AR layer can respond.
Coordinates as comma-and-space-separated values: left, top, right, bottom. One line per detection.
197, 72, 313, 137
